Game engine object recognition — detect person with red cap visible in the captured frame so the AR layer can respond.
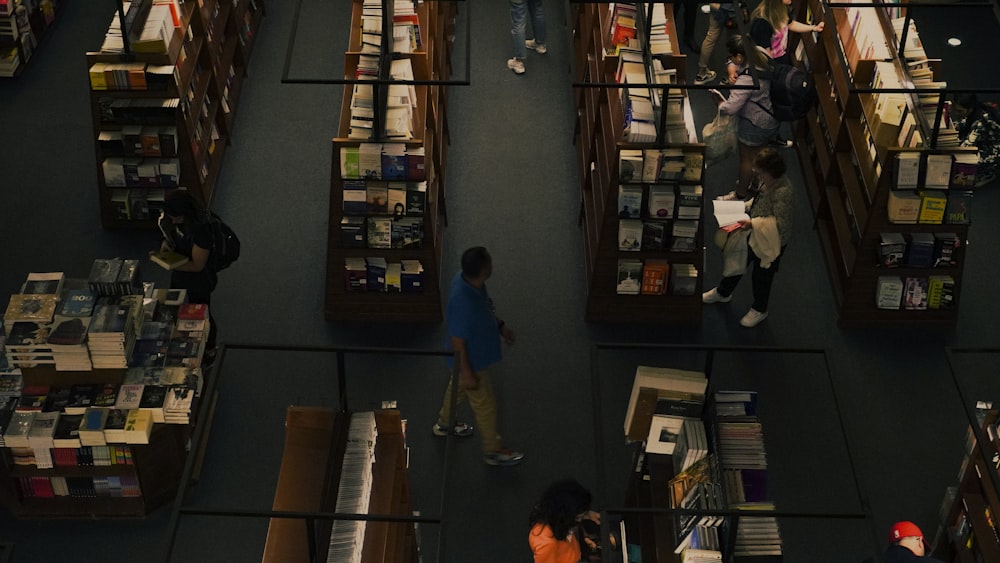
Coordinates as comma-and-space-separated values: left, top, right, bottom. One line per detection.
884, 521, 945, 562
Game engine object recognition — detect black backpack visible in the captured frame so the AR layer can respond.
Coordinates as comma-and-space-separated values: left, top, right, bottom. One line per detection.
206, 212, 241, 272
753, 61, 816, 122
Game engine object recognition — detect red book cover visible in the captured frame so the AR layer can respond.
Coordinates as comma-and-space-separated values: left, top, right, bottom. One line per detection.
177, 303, 207, 320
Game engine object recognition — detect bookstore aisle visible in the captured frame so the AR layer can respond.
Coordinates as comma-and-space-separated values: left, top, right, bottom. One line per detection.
1, 2, 1000, 562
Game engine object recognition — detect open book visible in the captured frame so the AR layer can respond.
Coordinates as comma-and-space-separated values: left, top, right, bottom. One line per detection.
712, 200, 750, 232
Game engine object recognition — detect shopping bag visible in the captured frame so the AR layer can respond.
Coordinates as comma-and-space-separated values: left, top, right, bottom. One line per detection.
722, 228, 749, 277
703, 110, 736, 167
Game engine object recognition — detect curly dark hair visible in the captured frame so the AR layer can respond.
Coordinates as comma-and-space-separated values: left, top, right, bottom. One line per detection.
528, 479, 592, 541
754, 147, 787, 179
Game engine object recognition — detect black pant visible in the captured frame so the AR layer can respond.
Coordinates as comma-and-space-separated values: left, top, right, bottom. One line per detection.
668, 0, 698, 42
717, 245, 786, 313
172, 269, 218, 350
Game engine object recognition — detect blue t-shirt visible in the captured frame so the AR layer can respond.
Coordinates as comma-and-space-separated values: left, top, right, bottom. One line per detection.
445, 272, 501, 372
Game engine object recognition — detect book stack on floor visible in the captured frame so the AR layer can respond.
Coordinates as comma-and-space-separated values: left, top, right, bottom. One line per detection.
710, 391, 783, 557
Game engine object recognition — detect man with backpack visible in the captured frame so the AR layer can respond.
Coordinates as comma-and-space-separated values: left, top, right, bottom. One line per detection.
154, 189, 240, 366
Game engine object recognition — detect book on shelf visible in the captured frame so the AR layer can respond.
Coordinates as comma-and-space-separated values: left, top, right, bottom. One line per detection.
618, 185, 642, 219
20, 272, 64, 296
933, 232, 960, 267
903, 277, 929, 310
616, 260, 642, 295
640, 259, 669, 295
887, 190, 921, 224
341, 216, 365, 247
893, 152, 920, 189
945, 191, 972, 224
925, 154, 954, 189
619, 220, 643, 251
624, 366, 707, 441
647, 185, 675, 219
927, 274, 955, 309
952, 153, 979, 188
619, 149, 643, 183
641, 222, 667, 251
905, 232, 936, 268
671, 264, 698, 295
878, 232, 906, 268
150, 250, 189, 270
917, 191, 947, 224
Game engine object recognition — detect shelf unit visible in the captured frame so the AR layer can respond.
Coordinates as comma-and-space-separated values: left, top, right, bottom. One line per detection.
571, 3, 705, 324
792, 0, 973, 325
86, 0, 265, 228
263, 407, 417, 563
0, 366, 206, 518
933, 408, 1000, 561
325, 0, 455, 322
0, 0, 61, 77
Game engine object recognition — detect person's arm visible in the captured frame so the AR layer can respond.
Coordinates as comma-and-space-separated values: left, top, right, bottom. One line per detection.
172, 243, 210, 272
717, 75, 752, 116
788, 19, 823, 34
497, 318, 516, 345
450, 336, 479, 390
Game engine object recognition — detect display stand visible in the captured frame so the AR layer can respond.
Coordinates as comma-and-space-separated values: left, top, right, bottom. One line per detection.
86, 0, 265, 228
932, 348, 1000, 561
0, 0, 62, 77
162, 344, 459, 563
572, 3, 706, 323
588, 343, 877, 561
791, 0, 995, 325
324, 0, 459, 322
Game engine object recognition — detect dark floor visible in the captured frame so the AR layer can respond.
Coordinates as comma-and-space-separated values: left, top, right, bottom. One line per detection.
1, 1, 1000, 562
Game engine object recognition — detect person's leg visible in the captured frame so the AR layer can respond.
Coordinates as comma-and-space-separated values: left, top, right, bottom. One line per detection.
464, 370, 502, 453
436, 373, 468, 427
698, 13, 722, 73
717, 272, 743, 298
527, 0, 546, 44
681, 0, 699, 52
750, 247, 782, 312
509, 0, 528, 60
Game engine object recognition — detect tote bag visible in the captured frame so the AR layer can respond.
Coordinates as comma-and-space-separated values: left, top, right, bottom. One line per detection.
703, 109, 736, 167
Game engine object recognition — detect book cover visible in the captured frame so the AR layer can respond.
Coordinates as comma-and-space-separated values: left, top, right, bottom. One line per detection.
619, 220, 643, 251
647, 185, 675, 219
366, 182, 389, 214
618, 185, 642, 219
21, 272, 64, 295
917, 192, 946, 224
177, 303, 207, 320
65, 384, 98, 415
114, 384, 145, 410
905, 232, 935, 268
933, 232, 960, 267
150, 250, 189, 270
405, 185, 426, 215
4, 294, 58, 323
945, 191, 972, 224
341, 216, 365, 248
924, 154, 954, 189
640, 259, 670, 295
91, 384, 120, 408
641, 222, 667, 251
878, 232, 906, 267
903, 277, 929, 310
616, 260, 643, 295
58, 289, 96, 317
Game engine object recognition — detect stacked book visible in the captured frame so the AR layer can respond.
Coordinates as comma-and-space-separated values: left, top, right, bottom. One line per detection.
392, 0, 421, 53
87, 258, 142, 297
88, 296, 143, 369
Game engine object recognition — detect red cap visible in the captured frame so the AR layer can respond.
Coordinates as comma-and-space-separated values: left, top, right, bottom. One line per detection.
889, 521, 931, 549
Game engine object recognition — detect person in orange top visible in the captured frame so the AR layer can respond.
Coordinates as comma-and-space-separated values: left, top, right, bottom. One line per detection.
528, 479, 600, 563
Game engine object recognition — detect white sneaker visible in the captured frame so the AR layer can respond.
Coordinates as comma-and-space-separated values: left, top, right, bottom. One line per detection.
507, 58, 525, 74
702, 288, 732, 304
525, 39, 547, 54
740, 308, 768, 327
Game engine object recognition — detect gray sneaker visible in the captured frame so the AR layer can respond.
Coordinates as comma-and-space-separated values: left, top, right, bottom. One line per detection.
484, 448, 524, 466
507, 58, 525, 75
525, 39, 547, 54
432, 421, 474, 437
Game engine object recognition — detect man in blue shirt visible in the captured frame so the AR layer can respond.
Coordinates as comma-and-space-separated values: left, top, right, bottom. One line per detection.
433, 247, 524, 466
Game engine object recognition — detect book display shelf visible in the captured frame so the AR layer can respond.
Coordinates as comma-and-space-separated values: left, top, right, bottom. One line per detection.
790, 0, 975, 326
86, 0, 265, 229
931, 349, 1000, 562
572, 2, 706, 324
0, 269, 213, 518
592, 344, 874, 562
262, 407, 417, 563
325, 0, 456, 322
0, 0, 60, 77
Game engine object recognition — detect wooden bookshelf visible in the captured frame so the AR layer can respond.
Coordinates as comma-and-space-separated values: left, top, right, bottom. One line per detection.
792, 0, 973, 326
86, 0, 265, 228
324, 0, 455, 322
0, 366, 207, 518
572, 3, 704, 324
0, 0, 62, 78
263, 408, 417, 563
933, 409, 1000, 561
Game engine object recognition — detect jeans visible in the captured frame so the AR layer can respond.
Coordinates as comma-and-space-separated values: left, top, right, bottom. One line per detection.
510, 0, 546, 60
717, 244, 786, 312
438, 369, 501, 453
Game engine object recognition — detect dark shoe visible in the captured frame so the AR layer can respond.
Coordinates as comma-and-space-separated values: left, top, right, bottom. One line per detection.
484, 448, 524, 466
432, 421, 474, 437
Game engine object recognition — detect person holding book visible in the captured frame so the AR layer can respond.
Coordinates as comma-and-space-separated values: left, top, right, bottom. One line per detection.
156, 189, 219, 364
528, 479, 601, 563
703, 148, 793, 328
881, 521, 945, 562
953, 94, 1000, 187
710, 35, 780, 201
508, 0, 547, 75
749, 0, 823, 66
433, 246, 524, 466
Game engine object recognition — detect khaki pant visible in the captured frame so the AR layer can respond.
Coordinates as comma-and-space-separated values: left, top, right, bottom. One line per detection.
437, 369, 501, 453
